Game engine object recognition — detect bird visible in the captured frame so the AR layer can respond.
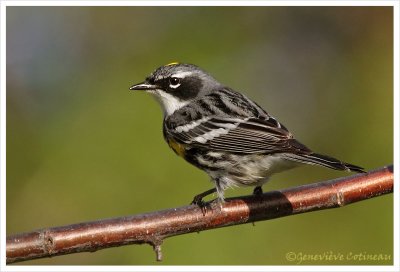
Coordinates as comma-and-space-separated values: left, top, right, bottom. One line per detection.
130, 62, 364, 206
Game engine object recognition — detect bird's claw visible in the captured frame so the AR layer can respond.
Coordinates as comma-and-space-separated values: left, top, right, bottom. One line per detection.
191, 197, 211, 215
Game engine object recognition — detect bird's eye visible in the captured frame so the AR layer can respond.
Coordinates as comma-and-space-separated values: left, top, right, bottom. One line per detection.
169, 77, 181, 88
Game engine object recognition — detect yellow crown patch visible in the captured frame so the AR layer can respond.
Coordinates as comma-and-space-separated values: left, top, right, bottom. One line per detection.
166, 62, 179, 66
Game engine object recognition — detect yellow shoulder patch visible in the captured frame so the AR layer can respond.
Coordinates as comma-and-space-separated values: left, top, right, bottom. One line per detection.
166, 62, 179, 66
168, 139, 186, 158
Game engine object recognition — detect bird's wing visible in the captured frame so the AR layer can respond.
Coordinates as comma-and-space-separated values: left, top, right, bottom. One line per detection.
167, 116, 312, 154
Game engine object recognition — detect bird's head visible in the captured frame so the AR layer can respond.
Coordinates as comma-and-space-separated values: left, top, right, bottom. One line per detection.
130, 63, 221, 115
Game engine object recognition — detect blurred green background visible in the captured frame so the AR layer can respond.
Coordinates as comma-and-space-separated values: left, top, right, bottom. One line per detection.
6, 6, 393, 265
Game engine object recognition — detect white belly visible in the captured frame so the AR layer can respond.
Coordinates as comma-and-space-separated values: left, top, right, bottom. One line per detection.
206, 153, 300, 189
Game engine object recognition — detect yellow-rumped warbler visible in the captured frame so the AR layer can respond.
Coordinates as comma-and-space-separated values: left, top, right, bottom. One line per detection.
130, 63, 364, 205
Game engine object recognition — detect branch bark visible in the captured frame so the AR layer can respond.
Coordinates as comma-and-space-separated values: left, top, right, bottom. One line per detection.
6, 165, 393, 264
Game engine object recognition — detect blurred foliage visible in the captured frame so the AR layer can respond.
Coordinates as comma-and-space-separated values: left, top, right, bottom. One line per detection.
6, 6, 393, 265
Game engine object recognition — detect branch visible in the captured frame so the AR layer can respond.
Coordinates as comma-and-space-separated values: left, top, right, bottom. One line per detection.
6, 165, 393, 264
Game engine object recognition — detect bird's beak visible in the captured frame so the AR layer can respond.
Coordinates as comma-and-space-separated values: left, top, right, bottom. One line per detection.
129, 81, 159, 91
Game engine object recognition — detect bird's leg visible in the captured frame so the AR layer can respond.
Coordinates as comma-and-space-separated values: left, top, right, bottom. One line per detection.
191, 188, 217, 206
253, 186, 263, 196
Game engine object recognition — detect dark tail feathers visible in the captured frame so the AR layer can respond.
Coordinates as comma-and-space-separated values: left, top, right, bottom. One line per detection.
285, 153, 365, 173
298, 153, 365, 173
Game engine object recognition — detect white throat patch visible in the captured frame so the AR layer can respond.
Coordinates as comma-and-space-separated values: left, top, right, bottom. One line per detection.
151, 89, 189, 116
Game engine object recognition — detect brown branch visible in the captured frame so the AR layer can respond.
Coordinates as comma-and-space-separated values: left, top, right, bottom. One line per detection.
6, 165, 393, 264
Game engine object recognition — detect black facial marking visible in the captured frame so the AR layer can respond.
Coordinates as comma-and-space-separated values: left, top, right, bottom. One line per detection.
167, 76, 202, 100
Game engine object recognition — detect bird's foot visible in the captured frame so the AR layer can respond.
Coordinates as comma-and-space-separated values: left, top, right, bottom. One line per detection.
191, 188, 217, 215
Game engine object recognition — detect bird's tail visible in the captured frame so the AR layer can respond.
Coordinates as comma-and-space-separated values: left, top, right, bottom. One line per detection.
284, 152, 365, 173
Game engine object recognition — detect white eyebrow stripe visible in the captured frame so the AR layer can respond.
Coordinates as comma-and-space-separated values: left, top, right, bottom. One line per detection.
171, 71, 193, 78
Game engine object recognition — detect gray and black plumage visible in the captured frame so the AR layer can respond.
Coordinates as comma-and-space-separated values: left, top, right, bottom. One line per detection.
130, 63, 364, 204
